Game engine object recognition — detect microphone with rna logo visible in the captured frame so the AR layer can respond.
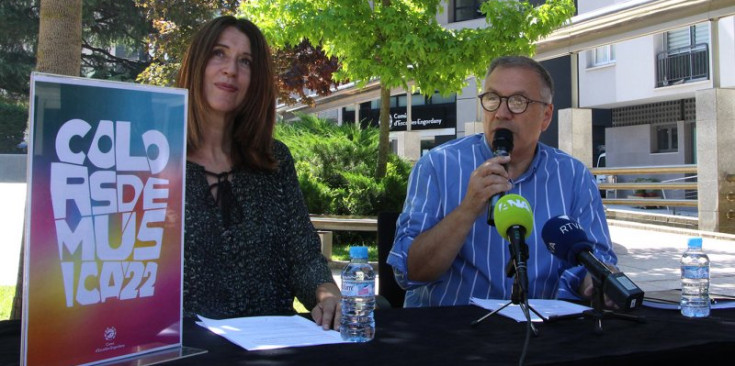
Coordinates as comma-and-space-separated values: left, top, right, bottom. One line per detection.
541, 215, 644, 311
493, 194, 534, 295
487, 128, 513, 226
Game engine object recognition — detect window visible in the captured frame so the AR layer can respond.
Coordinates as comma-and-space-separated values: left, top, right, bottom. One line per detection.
586, 45, 615, 68
427, 92, 456, 105
667, 23, 709, 52
411, 93, 425, 106
656, 23, 710, 87
397, 95, 407, 107
453, 0, 487, 22
653, 124, 678, 153
369, 91, 455, 109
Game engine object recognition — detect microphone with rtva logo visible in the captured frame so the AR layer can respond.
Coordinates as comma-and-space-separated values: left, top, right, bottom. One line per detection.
541, 215, 644, 311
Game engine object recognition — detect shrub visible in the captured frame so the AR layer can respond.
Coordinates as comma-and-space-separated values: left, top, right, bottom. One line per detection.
633, 177, 660, 197
275, 114, 412, 246
276, 113, 411, 216
0, 99, 27, 153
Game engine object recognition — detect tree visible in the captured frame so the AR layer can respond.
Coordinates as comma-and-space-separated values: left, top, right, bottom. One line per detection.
274, 40, 341, 107
0, 0, 38, 102
241, 0, 575, 179
134, 0, 341, 106
80, 0, 154, 81
36, 0, 83, 75
0, 0, 154, 102
11, 0, 84, 321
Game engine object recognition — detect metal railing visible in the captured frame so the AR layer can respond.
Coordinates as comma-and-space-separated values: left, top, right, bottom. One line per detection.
656, 43, 709, 87
590, 164, 698, 209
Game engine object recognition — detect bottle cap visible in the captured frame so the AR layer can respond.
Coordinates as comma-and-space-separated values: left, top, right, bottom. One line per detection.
349, 246, 369, 259
687, 237, 703, 249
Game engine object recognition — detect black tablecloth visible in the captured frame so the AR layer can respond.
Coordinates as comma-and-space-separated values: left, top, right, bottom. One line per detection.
4, 305, 735, 366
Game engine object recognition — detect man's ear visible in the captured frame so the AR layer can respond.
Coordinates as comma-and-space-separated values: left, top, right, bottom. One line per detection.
540, 103, 554, 132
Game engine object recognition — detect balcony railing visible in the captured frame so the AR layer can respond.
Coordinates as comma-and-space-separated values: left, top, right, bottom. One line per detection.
656, 43, 709, 87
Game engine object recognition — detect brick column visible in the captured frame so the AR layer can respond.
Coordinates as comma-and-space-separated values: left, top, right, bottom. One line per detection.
395, 131, 421, 163
557, 108, 593, 167
696, 88, 735, 233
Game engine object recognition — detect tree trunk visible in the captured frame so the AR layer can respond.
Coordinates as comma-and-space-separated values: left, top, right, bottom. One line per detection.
376, 83, 391, 179
36, 0, 83, 75
11, 0, 83, 321
374, 0, 392, 180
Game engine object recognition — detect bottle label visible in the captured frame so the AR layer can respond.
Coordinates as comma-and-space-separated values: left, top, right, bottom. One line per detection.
341, 280, 375, 297
681, 265, 709, 279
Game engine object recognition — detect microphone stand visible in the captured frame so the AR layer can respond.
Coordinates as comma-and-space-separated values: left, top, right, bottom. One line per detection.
583, 277, 646, 335
471, 225, 539, 366
471, 225, 542, 332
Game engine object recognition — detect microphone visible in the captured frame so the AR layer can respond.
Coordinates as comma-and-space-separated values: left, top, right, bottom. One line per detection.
493, 194, 533, 297
493, 193, 533, 243
487, 129, 513, 226
541, 216, 644, 311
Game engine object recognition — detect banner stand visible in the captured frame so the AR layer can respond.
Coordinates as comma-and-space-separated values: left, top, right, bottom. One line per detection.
23, 72, 189, 366
97, 346, 207, 366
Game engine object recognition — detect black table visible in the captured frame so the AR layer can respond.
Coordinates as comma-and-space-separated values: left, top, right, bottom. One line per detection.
3, 305, 735, 366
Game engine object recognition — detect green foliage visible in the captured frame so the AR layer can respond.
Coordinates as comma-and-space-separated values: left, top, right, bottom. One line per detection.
134, 0, 242, 86
0, 0, 39, 102
331, 244, 378, 262
276, 114, 411, 247
80, 0, 154, 81
276, 113, 411, 217
634, 177, 661, 197
242, 0, 575, 95
0, 99, 28, 153
134, 0, 341, 106
0, 0, 153, 100
243, 0, 574, 180
0, 286, 14, 320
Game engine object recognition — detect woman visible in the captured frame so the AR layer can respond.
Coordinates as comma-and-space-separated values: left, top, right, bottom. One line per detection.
177, 15, 340, 329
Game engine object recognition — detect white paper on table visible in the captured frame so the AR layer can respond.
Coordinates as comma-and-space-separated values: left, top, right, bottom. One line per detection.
196, 314, 348, 350
469, 297, 592, 322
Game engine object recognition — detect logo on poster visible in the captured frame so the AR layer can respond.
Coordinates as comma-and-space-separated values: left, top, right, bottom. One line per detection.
96, 325, 125, 353
104, 326, 117, 341
50, 119, 171, 307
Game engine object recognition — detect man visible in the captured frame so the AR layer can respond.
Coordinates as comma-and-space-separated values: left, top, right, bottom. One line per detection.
387, 55, 616, 307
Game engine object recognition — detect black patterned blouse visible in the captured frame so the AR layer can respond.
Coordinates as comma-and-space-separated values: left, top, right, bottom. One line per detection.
183, 140, 335, 319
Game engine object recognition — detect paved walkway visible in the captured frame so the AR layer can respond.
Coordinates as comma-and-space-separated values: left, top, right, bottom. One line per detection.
330, 219, 735, 299
1, 183, 25, 286
3, 182, 735, 299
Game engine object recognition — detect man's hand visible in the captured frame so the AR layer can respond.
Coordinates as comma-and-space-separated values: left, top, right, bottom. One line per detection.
463, 155, 512, 216
311, 282, 341, 330
579, 264, 620, 309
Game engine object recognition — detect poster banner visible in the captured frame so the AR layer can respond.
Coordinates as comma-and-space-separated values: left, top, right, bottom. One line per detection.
22, 73, 187, 366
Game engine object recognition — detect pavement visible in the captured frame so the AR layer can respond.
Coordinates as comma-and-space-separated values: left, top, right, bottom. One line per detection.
3, 182, 735, 300
330, 213, 735, 299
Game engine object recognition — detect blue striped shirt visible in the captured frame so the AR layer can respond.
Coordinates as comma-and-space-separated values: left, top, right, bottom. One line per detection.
387, 133, 615, 307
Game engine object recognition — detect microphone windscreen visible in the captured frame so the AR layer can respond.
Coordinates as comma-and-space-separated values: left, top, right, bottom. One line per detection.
492, 128, 513, 155
541, 216, 594, 264
493, 194, 533, 240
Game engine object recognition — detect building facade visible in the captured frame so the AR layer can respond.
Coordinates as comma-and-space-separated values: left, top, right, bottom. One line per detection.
278, 0, 735, 232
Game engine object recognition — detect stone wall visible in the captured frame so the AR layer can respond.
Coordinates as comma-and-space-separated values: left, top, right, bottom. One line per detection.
0, 154, 27, 182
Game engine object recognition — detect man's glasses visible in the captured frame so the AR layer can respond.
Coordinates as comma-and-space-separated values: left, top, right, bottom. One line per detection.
478, 92, 548, 114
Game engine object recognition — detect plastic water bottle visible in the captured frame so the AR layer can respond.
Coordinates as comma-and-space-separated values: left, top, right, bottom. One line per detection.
340, 246, 375, 342
680, 237, 710, 318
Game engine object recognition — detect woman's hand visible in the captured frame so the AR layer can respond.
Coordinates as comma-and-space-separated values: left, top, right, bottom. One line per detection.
312, 282, 341, 330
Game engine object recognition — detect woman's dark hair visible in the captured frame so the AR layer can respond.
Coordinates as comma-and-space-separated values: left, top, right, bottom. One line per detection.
177, 15, 277, 171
